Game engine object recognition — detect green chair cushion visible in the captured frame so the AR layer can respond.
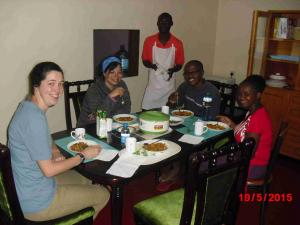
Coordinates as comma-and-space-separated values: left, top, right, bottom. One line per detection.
213, 137, 229, 150
54, 207, 94, 225
134, 189, 195, 225
0, 171, 13, 220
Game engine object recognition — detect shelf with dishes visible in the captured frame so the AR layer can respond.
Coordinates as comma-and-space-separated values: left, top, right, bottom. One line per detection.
266, 58, 299, 64
266, 73, 289, 88
269, 38, 300, 42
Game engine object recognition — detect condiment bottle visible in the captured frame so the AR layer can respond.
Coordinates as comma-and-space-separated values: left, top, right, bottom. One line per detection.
120, 123, 130, 147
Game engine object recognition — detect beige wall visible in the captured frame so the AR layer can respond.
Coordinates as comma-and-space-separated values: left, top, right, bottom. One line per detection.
1, 0, 299, 143
213, 0, 300, 83
0, 0, 218, 143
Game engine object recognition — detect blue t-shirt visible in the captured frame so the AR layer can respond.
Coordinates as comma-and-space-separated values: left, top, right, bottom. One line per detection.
8, 100, 56, 213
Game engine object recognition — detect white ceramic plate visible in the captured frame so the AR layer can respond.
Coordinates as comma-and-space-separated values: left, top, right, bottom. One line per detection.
118, 139, 181, 165
169, 116, 184, 126
205, 121, 229, 131
113, 114, 137, 124
269, 75, 286, 80
67, 140, 98, 153
171, 110, 194, 119
266, 80, 287, 88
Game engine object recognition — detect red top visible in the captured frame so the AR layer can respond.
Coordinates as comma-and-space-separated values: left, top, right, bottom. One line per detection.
234, 107, 273, 166
142, 33, 185, 65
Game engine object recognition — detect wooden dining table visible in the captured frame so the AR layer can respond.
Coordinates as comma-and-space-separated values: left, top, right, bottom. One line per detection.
52, 122, 233, 225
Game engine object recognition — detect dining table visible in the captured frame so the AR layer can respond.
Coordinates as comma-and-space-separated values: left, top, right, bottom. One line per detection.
52, 116, 233, 225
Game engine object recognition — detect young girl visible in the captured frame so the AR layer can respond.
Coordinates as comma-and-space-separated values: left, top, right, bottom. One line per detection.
218, 75, 273, 179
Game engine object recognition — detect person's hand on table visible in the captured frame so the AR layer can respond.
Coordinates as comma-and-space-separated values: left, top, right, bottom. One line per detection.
82, 145, 101, 159
216, 115, 236, 128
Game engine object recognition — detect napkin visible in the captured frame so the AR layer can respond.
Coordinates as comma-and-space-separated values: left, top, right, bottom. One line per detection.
94, 149, 119, 161
106, 154, 145, 178
178, 134, 204, 145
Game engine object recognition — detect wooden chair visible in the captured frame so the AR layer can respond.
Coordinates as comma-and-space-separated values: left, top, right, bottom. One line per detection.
133, 138, 256, 225
0, 143, 94, 225
207, 80, 247, 123
64, 80, 94, 130
247, 121, 288, 225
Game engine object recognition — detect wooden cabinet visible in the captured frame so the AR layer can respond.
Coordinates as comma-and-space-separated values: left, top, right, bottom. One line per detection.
248, 10, 300, 160
282, 91, 300, 159
261, 87, 289, 139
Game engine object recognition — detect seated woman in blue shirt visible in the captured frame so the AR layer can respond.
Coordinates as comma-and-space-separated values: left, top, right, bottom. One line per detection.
8, 62, 110, 221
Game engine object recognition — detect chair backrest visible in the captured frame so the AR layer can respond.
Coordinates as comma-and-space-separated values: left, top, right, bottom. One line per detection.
64, 80, 94, 130
0, 143, 25, 225
206, 80, 238, 118
264, 121, 288, 183
180, 138, 255, 225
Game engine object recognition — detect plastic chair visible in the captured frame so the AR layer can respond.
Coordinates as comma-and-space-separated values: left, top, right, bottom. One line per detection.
64, 80, 94, 130
247, 121, 288, 225
133, 138, 256, 225
0, 143, 94, 225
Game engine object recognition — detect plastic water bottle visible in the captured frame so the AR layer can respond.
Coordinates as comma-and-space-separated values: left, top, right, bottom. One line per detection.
202, 93, 213, 121
120, 123, 130, 147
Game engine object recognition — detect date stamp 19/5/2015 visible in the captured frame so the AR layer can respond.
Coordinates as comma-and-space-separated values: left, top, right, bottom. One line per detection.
239, 193, 293, 203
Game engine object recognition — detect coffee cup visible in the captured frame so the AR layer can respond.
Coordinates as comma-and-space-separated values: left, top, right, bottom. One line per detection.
161, 105, 170, 115
194, 121, 208, 136
125, 137, 137, 154
71, 128, 86, 140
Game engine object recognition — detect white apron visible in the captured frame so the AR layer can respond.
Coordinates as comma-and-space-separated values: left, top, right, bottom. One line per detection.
142, 42, 176, 109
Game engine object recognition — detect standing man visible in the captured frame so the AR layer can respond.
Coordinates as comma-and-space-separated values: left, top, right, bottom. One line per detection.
142, 12, 185, 110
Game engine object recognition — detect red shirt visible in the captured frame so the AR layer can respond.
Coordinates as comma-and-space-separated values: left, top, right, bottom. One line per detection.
234, 107, 273, 166
142, 33, 184, 65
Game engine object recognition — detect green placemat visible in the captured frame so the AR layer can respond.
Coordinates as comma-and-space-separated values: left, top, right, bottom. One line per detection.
176, 116, 230, 141
55, 134, 117, 163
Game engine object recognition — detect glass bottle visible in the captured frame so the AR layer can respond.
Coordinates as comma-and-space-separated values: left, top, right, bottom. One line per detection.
116, 45, 129, 73
120, 123, 130, 147
202, 93, 213, 121
96, 109, 102, 136
98, 111, 107, 139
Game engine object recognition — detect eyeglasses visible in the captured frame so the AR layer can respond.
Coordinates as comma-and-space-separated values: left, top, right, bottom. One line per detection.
183, 69, 202, 76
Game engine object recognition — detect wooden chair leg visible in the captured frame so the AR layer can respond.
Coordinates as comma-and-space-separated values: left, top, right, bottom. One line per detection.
259, 183, 270, 225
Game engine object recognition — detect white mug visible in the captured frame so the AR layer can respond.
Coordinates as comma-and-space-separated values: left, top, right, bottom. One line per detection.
194, 121, 208, 136
71, 128, 86, 140
125, 137, 137, 154
161, 105, 170, 115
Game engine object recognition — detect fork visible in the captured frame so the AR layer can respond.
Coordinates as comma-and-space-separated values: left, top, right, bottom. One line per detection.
144, 139, 162, 146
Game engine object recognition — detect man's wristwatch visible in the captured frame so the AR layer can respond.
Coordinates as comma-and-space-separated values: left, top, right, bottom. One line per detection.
76, 153, 85, 164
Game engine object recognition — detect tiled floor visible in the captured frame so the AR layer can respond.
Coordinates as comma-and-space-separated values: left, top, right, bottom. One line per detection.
94, 156, 300, 225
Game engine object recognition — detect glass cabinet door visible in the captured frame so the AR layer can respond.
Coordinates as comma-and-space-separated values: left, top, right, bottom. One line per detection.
247, 11, 269, 76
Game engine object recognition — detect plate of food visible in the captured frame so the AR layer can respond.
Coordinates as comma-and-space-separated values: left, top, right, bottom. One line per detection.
113, 114, 137, 124
169, 116, 184, 126
67, 140, 98, 153
118, 139, 181, 165
206, 121, 229, 131
171, 109, 194, 119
